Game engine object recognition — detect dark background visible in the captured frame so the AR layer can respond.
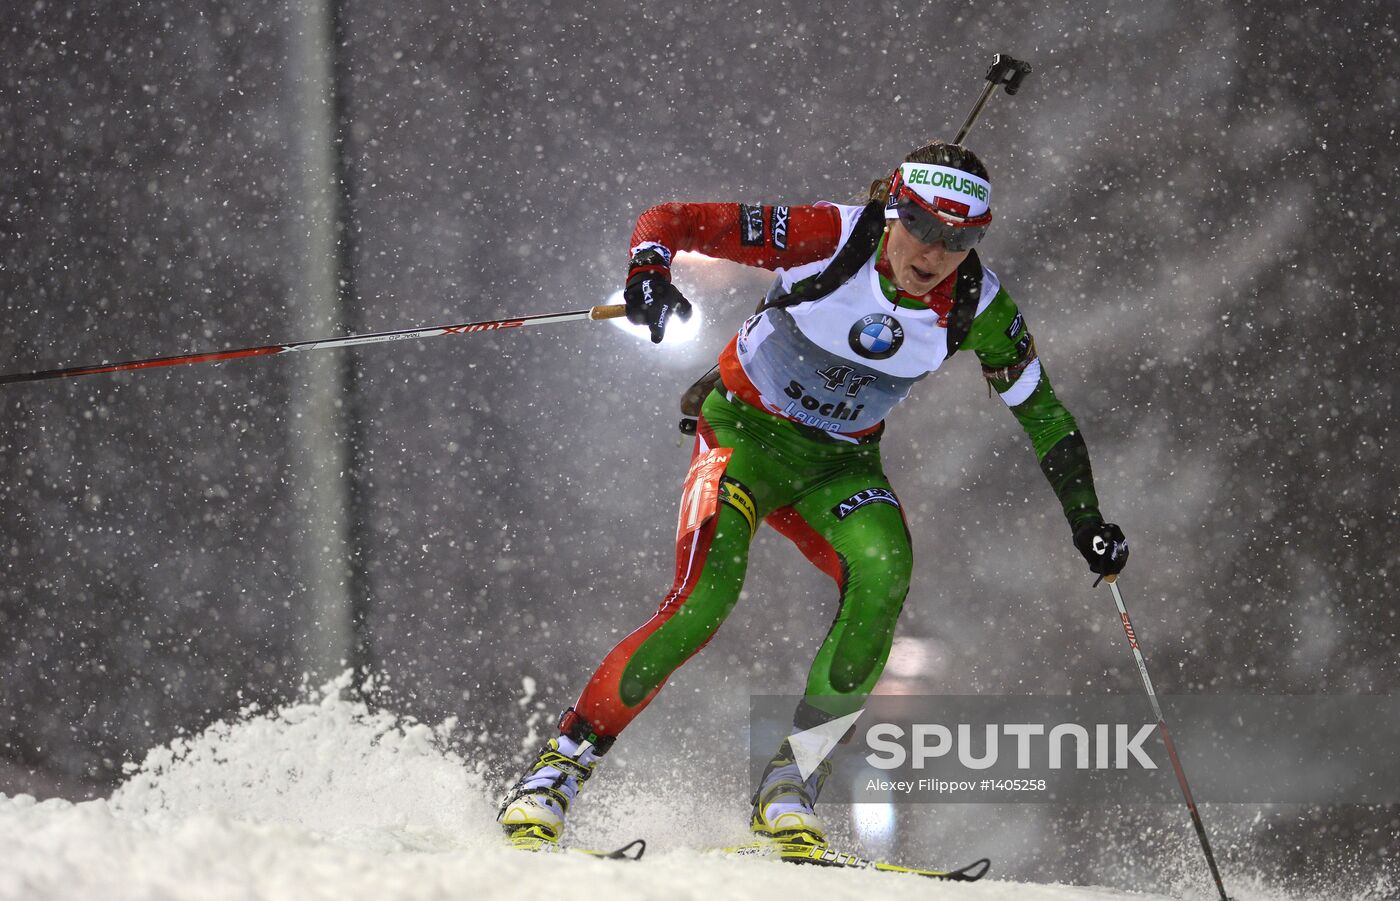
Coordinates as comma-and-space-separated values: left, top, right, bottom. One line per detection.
2, 0, 1396, 891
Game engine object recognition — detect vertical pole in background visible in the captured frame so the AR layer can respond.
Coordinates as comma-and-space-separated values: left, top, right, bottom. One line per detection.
327, 0, 377, 687
285, 0, 356, 682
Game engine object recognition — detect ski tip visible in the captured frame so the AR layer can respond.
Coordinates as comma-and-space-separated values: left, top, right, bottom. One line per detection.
603, 838, 647, 861
570, 839, 647, 861
950, 857, 991, 882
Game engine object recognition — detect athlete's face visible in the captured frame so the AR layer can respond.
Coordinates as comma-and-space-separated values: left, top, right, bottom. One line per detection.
884, 219, 971, 295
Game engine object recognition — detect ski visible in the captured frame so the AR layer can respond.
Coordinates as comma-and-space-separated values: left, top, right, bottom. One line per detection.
569, 838, 647, 861
722, 834, 990, 882
503, 824, 646, 861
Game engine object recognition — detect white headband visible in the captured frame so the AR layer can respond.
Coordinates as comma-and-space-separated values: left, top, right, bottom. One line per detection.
884, 162, 992, 220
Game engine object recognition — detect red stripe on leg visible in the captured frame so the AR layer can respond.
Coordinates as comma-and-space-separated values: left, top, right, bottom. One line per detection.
696, 413, 718, 455
767, 505, 844, 588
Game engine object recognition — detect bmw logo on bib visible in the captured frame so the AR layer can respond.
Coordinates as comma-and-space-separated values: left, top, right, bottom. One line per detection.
848, 314, 905, 360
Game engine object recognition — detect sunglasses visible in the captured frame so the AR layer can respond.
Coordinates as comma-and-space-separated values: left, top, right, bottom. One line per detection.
892, 184, 992, 252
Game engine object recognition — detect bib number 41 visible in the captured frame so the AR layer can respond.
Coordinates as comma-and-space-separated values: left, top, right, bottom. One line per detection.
815, 364, 877, 397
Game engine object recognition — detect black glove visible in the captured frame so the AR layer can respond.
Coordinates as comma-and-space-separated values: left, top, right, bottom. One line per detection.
625, 248, 692, 344
1073, 520, 1129, 578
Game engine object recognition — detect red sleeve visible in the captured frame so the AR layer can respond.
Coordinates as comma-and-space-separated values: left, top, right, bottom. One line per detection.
630, 203, 842, 270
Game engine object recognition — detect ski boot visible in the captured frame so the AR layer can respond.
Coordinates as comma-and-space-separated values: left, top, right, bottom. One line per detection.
497, 708, 614, 850
750, 737, 833, 849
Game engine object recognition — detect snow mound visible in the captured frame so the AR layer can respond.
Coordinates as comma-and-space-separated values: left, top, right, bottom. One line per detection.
109, 671, 493, 846
0, 675, 1388, 901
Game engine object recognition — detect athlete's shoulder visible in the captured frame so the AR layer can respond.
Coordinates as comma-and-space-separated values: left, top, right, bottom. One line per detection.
822, 202, 866, 240
969, 258, 1004, 319
768, 202, 856, 287
815, 202, 888, 252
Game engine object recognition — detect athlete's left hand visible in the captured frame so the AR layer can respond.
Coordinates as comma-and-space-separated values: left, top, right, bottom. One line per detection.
1073, 520, 1129, 578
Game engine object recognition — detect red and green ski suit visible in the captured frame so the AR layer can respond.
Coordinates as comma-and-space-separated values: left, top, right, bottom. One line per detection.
568, 201, 1102, 739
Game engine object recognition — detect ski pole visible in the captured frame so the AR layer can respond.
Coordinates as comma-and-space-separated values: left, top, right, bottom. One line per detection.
0, 304, 627, 387
1103, 574, 1232, 901
952, 53, 1033, 145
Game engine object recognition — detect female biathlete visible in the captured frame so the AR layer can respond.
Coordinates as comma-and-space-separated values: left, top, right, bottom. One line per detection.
498, 140, 1129, 850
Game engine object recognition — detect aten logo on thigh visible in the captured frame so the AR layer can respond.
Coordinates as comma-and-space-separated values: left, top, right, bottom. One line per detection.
832, 487, 900, 520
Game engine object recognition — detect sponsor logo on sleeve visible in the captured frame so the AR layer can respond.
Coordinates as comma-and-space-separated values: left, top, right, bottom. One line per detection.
739, 204, 766, 246
832, 487, 901, 521
1005, 312, 1025, 339
771, 205, 790, 250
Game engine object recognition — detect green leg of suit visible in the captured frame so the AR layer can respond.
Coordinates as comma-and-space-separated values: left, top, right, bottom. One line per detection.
574, 389, 911, 736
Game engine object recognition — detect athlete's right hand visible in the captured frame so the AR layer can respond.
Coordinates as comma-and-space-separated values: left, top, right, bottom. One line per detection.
625, 247, 692, 344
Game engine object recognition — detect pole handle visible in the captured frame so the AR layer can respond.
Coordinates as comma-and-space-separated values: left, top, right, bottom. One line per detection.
590, 304, 627, 320
986, 53, 1033, 96
951, 53, 1033, 145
